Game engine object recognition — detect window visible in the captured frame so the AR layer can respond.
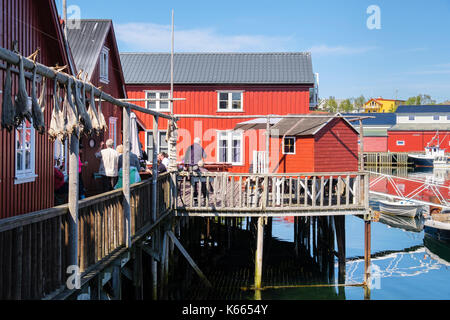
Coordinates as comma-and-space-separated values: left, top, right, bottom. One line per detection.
217, 131, 243, 165
396, 140, 405, 146
283, 137, 296, 154
433, 115, 440, 121
217, 91, 243, 111
146, 131, 168, 163
15, 118, 36, 184
54, 140, 68, 176
146, 91, 170, 111
99, 46, 109, 83
408, 115, 415, 121
109, 117, 117, 148
447, 115, 450, 121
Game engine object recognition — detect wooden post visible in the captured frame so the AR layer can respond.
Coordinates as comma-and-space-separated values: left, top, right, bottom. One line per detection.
151, 115, 159, 300
123, 106, 131, 247
68, 133, 79, 270
359, 119, 364, 171
254, 217, 264, 289
364, 218, 372, 294
334, 215, 346, 283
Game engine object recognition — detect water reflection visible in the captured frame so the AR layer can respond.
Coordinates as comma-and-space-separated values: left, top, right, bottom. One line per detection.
375, 213, 425, 233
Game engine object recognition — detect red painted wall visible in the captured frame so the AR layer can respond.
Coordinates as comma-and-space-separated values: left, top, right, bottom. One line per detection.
126, 84, 311, 173
363, 137, 388, 152
276, 137, 315, 173
79, 26, 125, 196
314, 119, 359, 172
388, 131, 450, 153
0, 0, 71, 218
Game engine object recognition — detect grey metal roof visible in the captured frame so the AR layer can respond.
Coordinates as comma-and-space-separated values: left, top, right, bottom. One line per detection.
120, 52, 315, 85
234, 117, 282, 131
389, 123, 450, 131
67, 20, 112, 78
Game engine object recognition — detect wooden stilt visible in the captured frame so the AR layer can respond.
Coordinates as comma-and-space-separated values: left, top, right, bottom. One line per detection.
254, 217, 264, 290
364, 219, 371, 300
334, 215, 346, 283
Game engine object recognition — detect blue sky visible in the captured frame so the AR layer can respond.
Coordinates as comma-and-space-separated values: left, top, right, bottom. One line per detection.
58, 0, 450, 102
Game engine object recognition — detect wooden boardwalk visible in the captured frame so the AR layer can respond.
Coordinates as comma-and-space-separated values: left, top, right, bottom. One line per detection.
175, 171, 370, 216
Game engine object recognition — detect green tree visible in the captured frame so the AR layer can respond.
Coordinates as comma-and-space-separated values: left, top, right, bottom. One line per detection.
353, 95, 366, 112
405, 94, 436, 105
324, 97, 338, 113
339, 99, 353, 113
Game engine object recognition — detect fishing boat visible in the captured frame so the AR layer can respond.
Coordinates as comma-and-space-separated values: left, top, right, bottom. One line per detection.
378, 199, 424, 217
424, 215, 450, 245
408, 146, 446, 168
409, 131, 448, 168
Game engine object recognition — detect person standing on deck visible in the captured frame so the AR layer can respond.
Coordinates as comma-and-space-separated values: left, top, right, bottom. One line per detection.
184, 137, 206, 169
95, 139, 119, 192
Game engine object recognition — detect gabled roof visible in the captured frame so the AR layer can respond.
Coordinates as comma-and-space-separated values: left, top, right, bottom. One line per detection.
269, 115, 359, 137
120, 52, 315, 85
66, 19, 112, 78
396, 105, 450, 113
342, 113, 397, 126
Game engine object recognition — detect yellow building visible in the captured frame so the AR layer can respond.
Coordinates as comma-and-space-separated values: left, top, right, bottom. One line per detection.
364, 98, 405, 113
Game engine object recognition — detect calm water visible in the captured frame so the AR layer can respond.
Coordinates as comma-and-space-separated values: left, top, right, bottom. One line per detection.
263, 168, 450, 300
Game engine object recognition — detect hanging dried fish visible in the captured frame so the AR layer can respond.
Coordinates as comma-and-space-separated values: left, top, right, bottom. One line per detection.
1, 62, 15, 131
65, 77, 79, 137
48, 77, 66, 142
14, 55, 32, 126
73, 79, 92, 134
97, 91, 107, 132
30, 65, 46, 134
87, 86, 101, 134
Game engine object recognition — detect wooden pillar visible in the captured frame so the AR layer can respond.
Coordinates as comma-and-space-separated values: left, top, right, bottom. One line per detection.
364, 219, 372, 297
111, 264, 122, 300
254, 217, 264, 289
334, 215, 346, 283
151, 115, 159, 300
68, 133, 79, 270
359, 119, 364, 171
123, 106, 131, 247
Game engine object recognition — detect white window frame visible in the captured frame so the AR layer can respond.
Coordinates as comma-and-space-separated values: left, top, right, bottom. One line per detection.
408, 115, 415, 121
282, 136, 296, 155
99, 46, 109, 84
433, 115, 440, 121
15, 116, 37, 184
145, 130, 168, 163
217, 91, 244, 112
145, 90, 171, 112
396, 140, 405, 146
216, 130, 244, 165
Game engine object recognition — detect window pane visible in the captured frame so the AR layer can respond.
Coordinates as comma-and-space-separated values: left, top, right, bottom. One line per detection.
219, 139, 228, 163
219, 101, 228, 109
25, 150, 31, 170
220, 93, 228, 100
147, 92, 156, 109
160, 92, 169, 110
17, 151, 23, 171
159, 132, 168, 150
219, 92, 229, 110
17, 129, 23, 149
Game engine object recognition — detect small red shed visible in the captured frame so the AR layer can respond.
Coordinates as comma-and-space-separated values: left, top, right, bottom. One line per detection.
270, 115, 359, 173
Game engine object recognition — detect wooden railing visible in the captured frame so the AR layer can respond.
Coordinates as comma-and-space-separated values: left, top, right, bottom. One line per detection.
176, 172, 369, 214
0, 172, 173, 300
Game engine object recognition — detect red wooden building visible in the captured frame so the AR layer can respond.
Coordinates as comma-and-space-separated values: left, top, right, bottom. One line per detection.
67, 19, 126, 195
269, 116, 359, 173
387, 105, 450, 153
120, 52, 315, 173
0, 0, 74, 218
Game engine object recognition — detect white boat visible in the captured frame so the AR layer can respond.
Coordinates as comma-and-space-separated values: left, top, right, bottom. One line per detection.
408, 146, 446, 168
378, 199, 424, 217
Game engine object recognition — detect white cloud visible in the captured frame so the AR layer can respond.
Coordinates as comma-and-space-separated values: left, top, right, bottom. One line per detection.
115, 22, 294, 52
308, 44, 377, 55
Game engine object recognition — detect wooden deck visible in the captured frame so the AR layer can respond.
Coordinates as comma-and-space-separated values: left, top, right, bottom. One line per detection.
175, 171, 369, 217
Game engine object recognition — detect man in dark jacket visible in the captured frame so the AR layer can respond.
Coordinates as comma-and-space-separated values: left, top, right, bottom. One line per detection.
184, 137, 206, 168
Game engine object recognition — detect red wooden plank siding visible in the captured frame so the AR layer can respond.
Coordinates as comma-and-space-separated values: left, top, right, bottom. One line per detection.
276, 137, 315, 173
126, 84, 311, 173
0, 0, 69, 218
363, 137, 388, 152
388, 131, 450, 153
79, 28, 125, 196
314, 119, 359, 172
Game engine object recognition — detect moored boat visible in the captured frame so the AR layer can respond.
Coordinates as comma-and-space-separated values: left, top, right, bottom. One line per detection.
378, 199, 423, 217
433, 156, 450, 169
409, 146, 446, 168
424, 213, 450, 245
